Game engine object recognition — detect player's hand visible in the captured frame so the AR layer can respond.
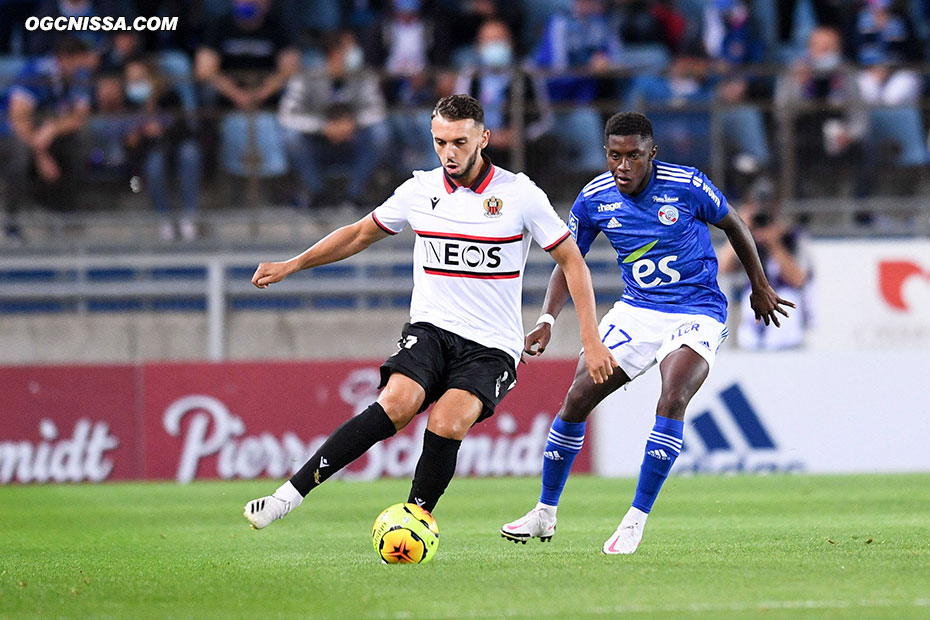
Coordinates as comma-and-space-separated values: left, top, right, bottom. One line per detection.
523, 322, 552, 357
749, 284, 795, 327
251, 260, 296, 288
583, 340, 617, 385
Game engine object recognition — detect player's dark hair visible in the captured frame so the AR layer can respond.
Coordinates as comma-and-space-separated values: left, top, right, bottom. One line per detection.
604, 112, 654, 144
431, 94, 484, 125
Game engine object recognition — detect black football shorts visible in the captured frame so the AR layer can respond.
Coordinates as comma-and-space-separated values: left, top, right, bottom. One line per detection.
379, 322, 517, 423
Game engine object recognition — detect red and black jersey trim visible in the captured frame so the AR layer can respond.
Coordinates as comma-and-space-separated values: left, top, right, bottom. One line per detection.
423, 267, 520, 279
414, 229, 523, 244
371, 212, 398, 235
543, 230, 571, 252
443, 155, 495, 194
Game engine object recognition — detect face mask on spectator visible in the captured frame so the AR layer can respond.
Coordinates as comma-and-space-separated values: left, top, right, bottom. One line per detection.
344, 46, 364, 72
234, 1, 259, 20
479, 41, 513, 68
126, 80, 153, 104
811, 52, 841, 72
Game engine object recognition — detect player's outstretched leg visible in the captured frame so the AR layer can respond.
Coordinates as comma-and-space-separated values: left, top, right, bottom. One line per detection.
602, 415, 683, 554
244, 402, 397, 529
500, 416, 585, 543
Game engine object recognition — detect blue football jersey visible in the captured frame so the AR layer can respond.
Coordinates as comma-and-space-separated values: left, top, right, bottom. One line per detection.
568, 160, 729, 322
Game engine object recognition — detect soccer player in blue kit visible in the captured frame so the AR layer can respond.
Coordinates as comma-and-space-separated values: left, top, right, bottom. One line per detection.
501, 112, 794, 554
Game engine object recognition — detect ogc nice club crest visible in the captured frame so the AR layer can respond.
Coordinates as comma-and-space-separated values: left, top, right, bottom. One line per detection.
483, 196, 503, 218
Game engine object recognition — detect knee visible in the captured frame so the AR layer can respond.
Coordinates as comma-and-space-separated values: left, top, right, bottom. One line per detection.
178, 140, 201, 167
559, 386, 594, 424
377, 390, 420, 431
427, 411, 472, 440
656, 391, 689, 420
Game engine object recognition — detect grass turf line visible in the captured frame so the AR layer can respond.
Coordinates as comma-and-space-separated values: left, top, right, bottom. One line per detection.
1, 474, 929, 620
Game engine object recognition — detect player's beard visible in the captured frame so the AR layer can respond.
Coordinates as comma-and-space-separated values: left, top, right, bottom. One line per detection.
447, 143, 482, 181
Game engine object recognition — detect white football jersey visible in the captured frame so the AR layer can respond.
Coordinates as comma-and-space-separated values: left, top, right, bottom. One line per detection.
372, 160, 570, 363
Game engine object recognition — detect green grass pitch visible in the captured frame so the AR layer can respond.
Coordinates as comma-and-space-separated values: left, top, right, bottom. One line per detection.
1, 474, 929, 620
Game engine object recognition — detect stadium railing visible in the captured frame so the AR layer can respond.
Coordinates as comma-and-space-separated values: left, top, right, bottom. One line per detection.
0, 242, 622, 360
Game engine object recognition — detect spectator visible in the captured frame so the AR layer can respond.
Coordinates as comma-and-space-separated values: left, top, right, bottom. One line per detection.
278, 30, 389, 209
851, 0, 924, 66
123, 58, 203, 241
852, 0, 923, 106
195, 0, 300, 111
367, 0, 441, 106
624, 51, 716, 169
532, 0, 624, 103
774, 26, 867, 197
718, 180, 813, 350
454, 19, 554, 175
27, 0, 130, 56
618, 0, 687, 54
3, 36, 95, 237
703, 0, 772, 191
433, 0, 525, 57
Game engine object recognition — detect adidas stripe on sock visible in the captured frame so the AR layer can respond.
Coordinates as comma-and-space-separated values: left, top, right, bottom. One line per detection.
632, 415, 683, 514
539, 417, 586, 507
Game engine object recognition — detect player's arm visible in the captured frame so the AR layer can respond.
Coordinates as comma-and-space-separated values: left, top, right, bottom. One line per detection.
714, 208, 795, 326
549, 238, 616, 384
525, 200, 598, 357
251, 214, 389, 288
523, 263, 571, 357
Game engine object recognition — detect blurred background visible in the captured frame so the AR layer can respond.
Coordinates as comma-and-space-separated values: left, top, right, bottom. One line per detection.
1, 0, 928, 483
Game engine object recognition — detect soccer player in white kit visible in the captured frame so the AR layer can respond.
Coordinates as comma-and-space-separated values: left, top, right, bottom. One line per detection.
501, 112, 794, 554
243, 95, 616, 530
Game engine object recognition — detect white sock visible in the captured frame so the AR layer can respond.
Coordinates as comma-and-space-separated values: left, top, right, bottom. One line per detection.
535, 501, 557, 518
622, 505, 648, 526
274, 481, 304, 508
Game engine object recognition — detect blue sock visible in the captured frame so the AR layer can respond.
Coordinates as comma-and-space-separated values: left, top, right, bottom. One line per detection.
632, 415, 684, 513
539, 417, 586, 506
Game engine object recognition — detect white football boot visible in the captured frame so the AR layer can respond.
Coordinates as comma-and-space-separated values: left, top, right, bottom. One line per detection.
500, 504, 557, 544
243, 494, 294, 530
602, 507, 647, 554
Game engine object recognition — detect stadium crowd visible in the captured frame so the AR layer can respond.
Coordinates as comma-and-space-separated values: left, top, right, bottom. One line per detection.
1, 0, 929, 243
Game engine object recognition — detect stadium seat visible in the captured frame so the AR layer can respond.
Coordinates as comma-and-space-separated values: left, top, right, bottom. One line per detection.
220, 112, 289, 177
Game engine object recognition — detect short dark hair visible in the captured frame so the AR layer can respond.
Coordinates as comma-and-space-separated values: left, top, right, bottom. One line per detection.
604, 112, 654, 144
431, 94, 484, 125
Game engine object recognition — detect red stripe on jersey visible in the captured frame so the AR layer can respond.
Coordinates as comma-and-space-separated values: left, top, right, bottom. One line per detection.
414, 229, 523, 243
423, 267, 520, 279
371, 212, 398, 235
543, 230, 571, 251
472, 164, 495, 194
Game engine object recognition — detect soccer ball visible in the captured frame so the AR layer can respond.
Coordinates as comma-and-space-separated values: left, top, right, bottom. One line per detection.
371, 503, 440, 564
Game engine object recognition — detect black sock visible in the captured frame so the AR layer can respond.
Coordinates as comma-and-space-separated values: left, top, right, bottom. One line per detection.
407, 429, 462, 513
290, 402, 396, 496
